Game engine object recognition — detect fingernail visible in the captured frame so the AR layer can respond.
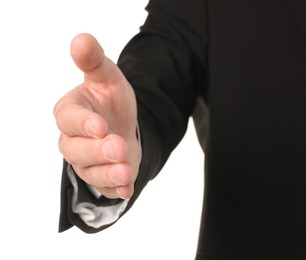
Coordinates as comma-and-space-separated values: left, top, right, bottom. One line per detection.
116, 187, 126, 199
110, 166, 121, 184
102, 140, 117, 160
85, 119, 98, 137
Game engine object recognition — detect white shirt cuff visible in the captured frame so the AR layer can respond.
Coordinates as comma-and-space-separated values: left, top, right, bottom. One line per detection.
67, 165, 129, 229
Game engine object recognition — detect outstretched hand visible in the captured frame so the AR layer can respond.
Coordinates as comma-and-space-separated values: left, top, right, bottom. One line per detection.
54, 33, 141, 199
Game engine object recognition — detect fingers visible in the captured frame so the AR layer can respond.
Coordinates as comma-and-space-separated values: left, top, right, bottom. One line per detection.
54, 102, 108, 138
74, 163, 134, 199
73, 160, 134, 199
59, 134, 128, 167
75, 163, 132, 190
97, 184, 135, 200
62, 133, 135, 199
70, 33, 122, 84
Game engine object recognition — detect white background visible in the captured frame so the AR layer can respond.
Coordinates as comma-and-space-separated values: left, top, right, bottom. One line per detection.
0, 1, 204, 259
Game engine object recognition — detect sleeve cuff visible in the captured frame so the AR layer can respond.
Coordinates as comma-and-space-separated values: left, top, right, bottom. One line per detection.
67, 164, 129, 229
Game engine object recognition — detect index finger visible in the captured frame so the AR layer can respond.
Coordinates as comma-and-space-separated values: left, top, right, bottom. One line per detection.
54, 102, 108, 138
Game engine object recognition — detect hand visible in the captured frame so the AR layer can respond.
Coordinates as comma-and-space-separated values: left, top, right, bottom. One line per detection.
54, 33, 141, 199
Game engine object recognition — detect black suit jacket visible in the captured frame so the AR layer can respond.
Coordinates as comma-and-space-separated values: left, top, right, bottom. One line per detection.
59, 0, 306, 259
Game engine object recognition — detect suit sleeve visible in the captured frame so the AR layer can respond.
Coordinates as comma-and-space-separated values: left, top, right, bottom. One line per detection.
58, 0, 208, 233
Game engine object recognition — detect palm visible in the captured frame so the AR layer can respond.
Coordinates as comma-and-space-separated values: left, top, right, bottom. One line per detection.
72, 34, 138, 140
78, 68, 137, 139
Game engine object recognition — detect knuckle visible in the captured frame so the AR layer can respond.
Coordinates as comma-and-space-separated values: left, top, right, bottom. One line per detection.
84, 139, 98, 161
53, 99, 61, 118
60, 138, 77, 165
58, 134, 64, 154
107, 134, 128, 161
53, 103, 66, 129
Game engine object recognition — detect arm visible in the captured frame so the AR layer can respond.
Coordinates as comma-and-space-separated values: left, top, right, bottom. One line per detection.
117, 0, 208, 206
55, 0, 208, 233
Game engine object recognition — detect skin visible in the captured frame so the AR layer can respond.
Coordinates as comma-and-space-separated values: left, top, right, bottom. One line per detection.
53, 33, 141, 199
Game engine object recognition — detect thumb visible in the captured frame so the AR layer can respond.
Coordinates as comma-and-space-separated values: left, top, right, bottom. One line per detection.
70, 33, 121, 84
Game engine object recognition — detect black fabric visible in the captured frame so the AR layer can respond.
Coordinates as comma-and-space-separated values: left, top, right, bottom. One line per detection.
59, 0, 306, 258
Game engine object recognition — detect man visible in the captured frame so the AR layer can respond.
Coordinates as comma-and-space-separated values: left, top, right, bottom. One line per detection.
54, 0, 306, 259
